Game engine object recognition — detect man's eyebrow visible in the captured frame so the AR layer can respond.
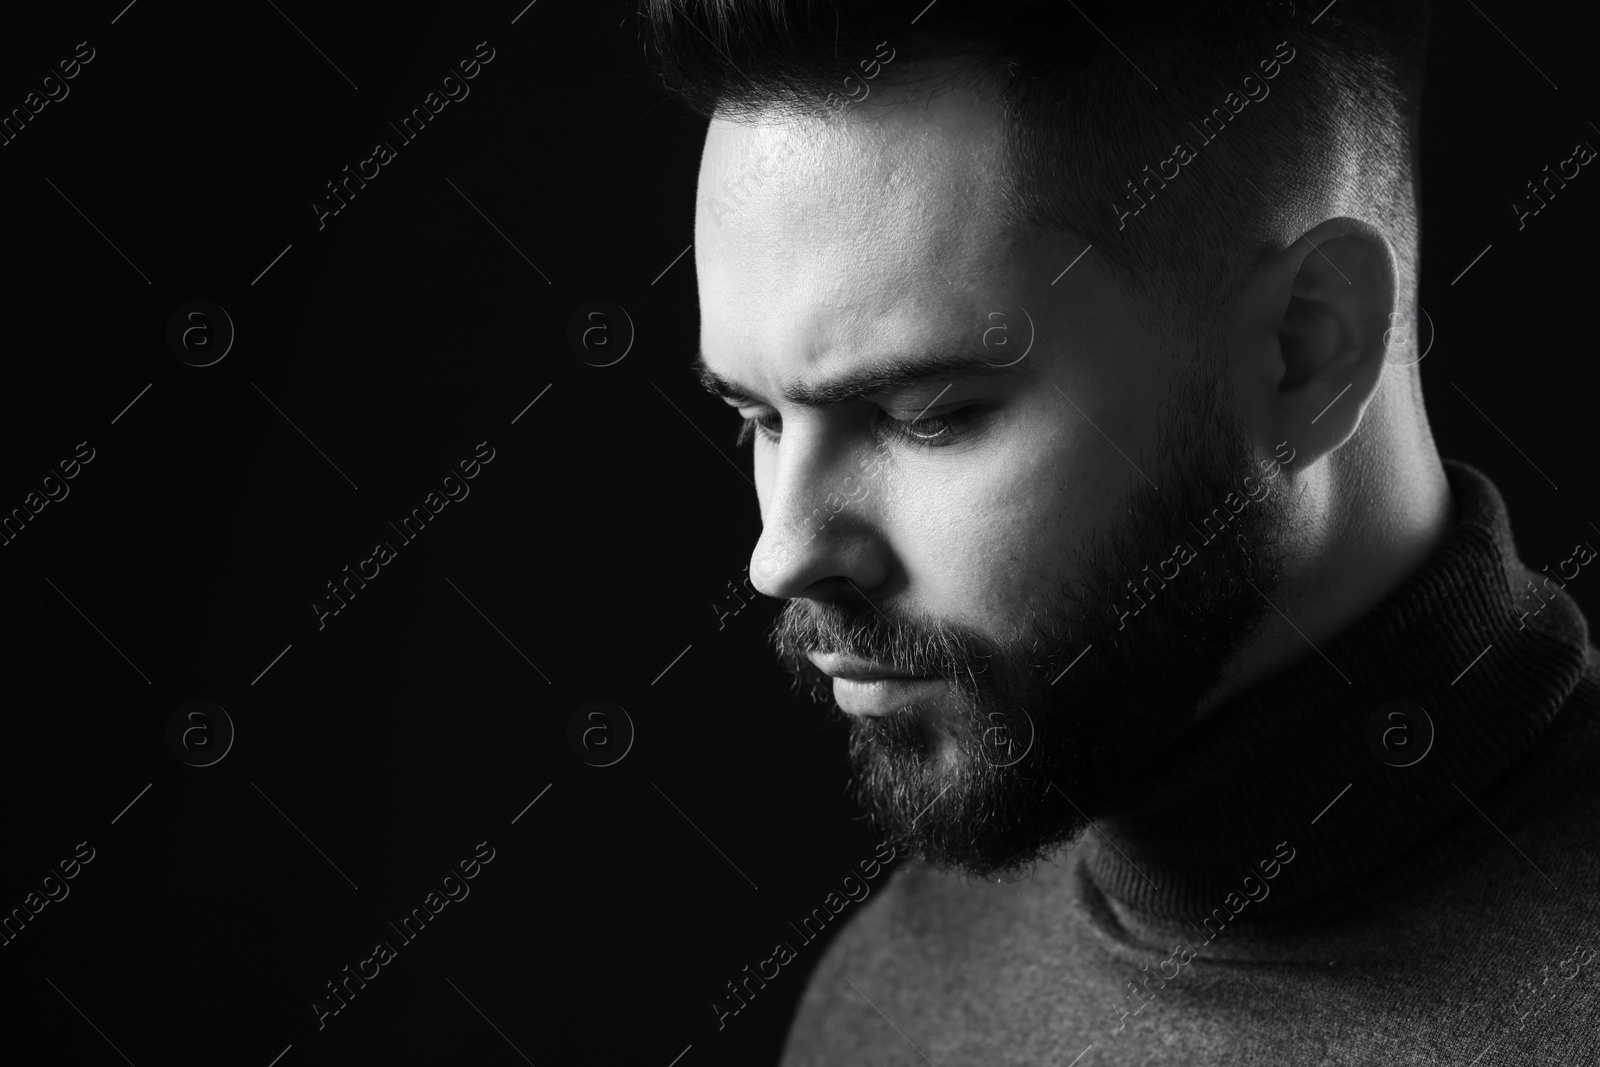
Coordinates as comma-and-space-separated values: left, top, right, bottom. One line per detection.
691, 347, 1037, 408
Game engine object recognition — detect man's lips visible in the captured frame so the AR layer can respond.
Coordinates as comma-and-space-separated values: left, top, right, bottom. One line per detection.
807, 652, 932, 681
807, 653, 950, 716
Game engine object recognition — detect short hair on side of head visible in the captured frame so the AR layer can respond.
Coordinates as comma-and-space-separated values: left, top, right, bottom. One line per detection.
640, 0, 1431, 335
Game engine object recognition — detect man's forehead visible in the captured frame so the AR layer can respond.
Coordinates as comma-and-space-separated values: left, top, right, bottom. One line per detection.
696, 84, 1018, 254
690, 74, 1081, 406
696, 248, 1042, 392
695, 104, 1035, 360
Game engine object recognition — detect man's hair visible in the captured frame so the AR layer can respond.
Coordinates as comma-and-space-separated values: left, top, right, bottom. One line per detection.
640, 0, 1431, 330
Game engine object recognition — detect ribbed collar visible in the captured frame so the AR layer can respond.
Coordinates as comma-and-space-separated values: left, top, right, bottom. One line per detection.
1085, 460, 1591, 930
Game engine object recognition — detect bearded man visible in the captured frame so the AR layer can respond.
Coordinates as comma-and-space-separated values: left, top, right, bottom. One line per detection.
647, 1, 1600, 1062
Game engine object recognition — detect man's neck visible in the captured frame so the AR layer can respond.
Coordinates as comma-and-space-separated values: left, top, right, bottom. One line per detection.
1196, 419, 1456, 718
1073, 457, 1589, 925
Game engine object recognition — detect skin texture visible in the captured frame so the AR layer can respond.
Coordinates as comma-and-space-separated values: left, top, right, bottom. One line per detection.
693, 73, 1455, 878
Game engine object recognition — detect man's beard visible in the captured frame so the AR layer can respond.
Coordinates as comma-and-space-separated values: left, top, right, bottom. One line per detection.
768, 343, 1295, 882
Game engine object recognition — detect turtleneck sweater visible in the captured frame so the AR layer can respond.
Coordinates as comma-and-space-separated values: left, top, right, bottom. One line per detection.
778, 460, 1600, 1066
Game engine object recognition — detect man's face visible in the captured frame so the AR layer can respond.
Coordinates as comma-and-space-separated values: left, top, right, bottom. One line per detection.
694, 82, 1293, 880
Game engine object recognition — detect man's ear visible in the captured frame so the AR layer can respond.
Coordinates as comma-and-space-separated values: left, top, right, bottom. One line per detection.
1227, 216, 1398, 468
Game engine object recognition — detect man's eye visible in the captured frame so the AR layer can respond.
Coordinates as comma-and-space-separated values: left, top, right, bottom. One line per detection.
735, 411, 781, 447
734, 408, 975, 449
876, 409, 971, 448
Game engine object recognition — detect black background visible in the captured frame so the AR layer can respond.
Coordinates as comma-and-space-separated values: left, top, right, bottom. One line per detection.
0, 2, 1595, 1064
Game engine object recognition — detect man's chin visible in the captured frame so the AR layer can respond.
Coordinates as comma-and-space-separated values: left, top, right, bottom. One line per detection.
842, 709, 1099, 882
850, 775, 1094, 882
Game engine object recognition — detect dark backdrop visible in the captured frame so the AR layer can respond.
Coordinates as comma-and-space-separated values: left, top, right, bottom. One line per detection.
0, 2, 1594, 1064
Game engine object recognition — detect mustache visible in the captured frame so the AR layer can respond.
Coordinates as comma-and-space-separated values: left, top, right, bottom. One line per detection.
767, 595, 1038, 707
